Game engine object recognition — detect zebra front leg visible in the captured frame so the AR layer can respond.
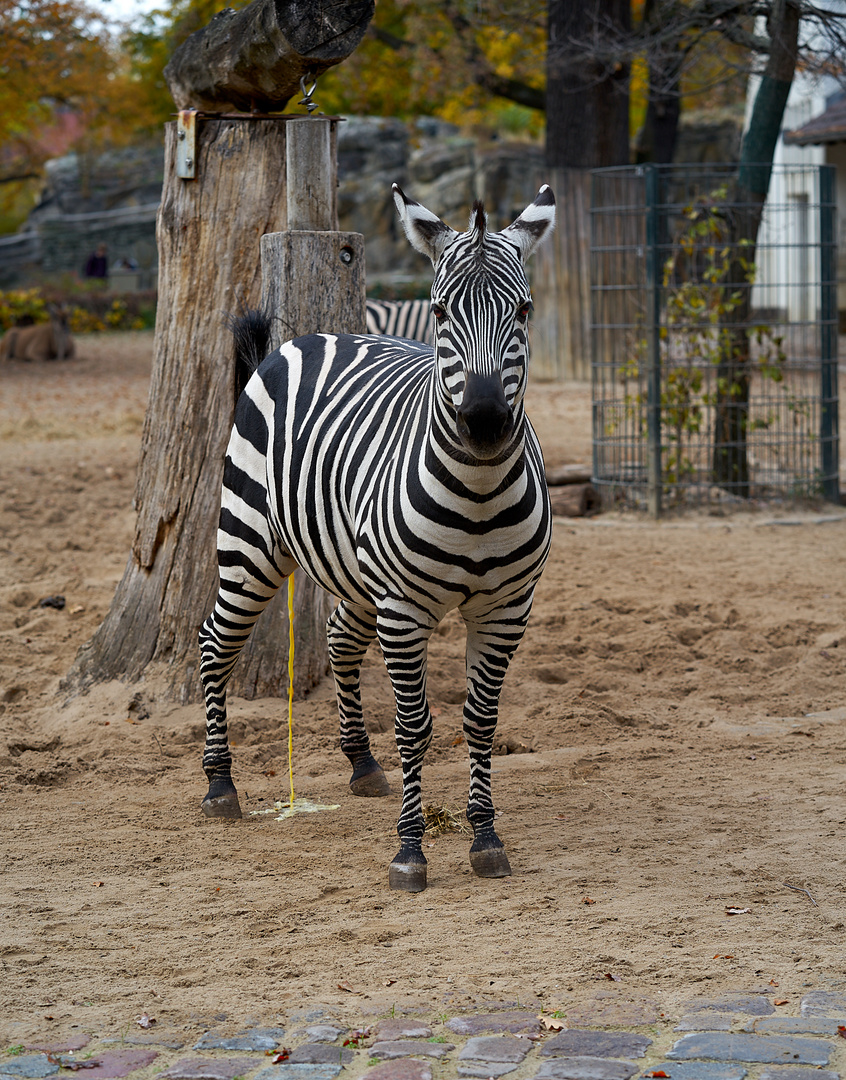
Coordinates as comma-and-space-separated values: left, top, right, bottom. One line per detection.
327, 601, 390, 796
462, 597, 533, 878
198, 548, 295, 818
377, 606, 435, 892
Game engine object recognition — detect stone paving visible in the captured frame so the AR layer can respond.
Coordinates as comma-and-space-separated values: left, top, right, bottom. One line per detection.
3, 992, 845, 1080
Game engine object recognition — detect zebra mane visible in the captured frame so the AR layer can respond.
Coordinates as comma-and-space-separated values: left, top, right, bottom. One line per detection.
470, 201, 487, 245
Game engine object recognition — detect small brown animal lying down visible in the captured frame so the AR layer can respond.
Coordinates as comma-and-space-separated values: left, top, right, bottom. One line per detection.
0, 307, 75, 362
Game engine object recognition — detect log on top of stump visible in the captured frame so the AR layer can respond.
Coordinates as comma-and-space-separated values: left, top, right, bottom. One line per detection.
164, 0, 375, 112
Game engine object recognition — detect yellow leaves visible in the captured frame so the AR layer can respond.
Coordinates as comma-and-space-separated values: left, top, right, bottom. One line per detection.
319, 0, 545, 133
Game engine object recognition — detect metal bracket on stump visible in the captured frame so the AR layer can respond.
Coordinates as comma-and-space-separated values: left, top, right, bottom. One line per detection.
176, 109, 198, 179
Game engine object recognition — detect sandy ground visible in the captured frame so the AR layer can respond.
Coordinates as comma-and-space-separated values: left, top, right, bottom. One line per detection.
1, 331, 846, 1043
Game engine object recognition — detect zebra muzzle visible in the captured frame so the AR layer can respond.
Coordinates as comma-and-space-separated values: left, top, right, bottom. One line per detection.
456, 371, 514, 458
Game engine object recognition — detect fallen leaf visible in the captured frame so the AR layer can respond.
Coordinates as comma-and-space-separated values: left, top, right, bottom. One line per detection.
726, 907, 751, 915
646, 1072, 670, 1078
603, 972, 622, 982
538, 1015, 565, 1031
582, 896, 596, 905
69, 604, 85, 615
769, 980, 780, 987
774, 999, 789, 1006
92, 881, 104, 888
837, 1026, 846, 1039
270, 1050, 290, 1063
383, 979, 396, 987
52, 1058, 100, 1071
451, 735, 463, 746
136, 1013, 156, 1028
713, 954, 735, 960
337, 981, 357, 993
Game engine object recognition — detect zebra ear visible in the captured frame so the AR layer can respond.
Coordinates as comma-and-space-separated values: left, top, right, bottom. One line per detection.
500, 185, 556, 261
392, 183, 455, 265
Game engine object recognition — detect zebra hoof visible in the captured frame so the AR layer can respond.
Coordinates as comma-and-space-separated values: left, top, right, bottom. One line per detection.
350, 766, 391, 797
469, 846, 512, 878
388, 849, 427, 892
201, 791, 242, 819
348, 752, 391, 797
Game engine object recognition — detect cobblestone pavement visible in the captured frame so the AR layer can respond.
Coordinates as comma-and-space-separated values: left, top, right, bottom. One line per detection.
3, 991, 845, 1080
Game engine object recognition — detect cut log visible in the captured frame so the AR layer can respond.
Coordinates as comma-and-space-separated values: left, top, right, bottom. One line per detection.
548, 483, 602, 518
164, 0, 374, 112
545, 463, 592, 486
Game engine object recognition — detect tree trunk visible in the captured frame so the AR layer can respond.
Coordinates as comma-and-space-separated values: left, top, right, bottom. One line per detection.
545, 0, 631, 170
541, 0, 630, 381
712, 0, 800, 494
164, 0, 374, 112
66, 118, 344, 704
634, 0, 682, 165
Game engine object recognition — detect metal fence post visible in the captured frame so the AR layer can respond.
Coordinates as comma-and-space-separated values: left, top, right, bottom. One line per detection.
644, 165, 662, 518
819, 164, 839, 504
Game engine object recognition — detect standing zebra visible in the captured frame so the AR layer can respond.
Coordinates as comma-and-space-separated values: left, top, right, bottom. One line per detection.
199, 183, 556, 892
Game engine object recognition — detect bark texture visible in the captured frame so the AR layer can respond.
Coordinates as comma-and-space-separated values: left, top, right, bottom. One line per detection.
67, 119, 337, 703
164, 0, 374, 112
545, 0, 631, 170
538, 0, 631, 380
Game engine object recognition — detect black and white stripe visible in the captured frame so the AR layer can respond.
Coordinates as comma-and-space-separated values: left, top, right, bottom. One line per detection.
199, 183, 556, 892
365, 298, 434, 344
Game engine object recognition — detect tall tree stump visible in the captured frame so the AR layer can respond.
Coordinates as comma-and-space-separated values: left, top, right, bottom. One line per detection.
67, 117, 361, 704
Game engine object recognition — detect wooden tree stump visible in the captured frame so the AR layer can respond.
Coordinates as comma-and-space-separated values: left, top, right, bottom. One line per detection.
67, 117, 361, 704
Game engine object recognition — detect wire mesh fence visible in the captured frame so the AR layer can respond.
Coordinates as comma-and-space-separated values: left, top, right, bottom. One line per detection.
590, 163, 839, 515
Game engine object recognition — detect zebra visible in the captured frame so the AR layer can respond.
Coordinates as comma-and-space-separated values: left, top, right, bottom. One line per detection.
198, 183, 556, 892
365, 297, 434, 344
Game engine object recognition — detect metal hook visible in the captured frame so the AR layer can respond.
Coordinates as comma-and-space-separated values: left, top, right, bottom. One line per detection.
298, 75, 319, 115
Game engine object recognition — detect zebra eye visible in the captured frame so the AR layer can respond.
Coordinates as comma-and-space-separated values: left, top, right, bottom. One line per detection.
431, 302, 446, 321
518, 300, 533, 319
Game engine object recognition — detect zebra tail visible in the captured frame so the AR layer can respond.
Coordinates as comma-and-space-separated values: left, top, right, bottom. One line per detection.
226, 308, 274, 400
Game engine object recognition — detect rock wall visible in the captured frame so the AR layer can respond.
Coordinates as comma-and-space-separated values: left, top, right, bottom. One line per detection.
340, 117, 544, 290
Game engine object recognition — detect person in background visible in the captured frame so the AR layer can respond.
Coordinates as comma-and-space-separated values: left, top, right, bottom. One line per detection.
84, 243, 108, 280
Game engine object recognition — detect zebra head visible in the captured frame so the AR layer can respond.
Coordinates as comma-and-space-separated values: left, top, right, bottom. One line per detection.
392, 183, 555, 460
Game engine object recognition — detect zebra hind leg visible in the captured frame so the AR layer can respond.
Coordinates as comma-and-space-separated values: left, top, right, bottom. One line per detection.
198, 544, 295, 819
327, 601, 390, 797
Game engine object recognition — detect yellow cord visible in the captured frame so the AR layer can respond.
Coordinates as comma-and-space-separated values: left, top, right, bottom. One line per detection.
287, 572, 295, 807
